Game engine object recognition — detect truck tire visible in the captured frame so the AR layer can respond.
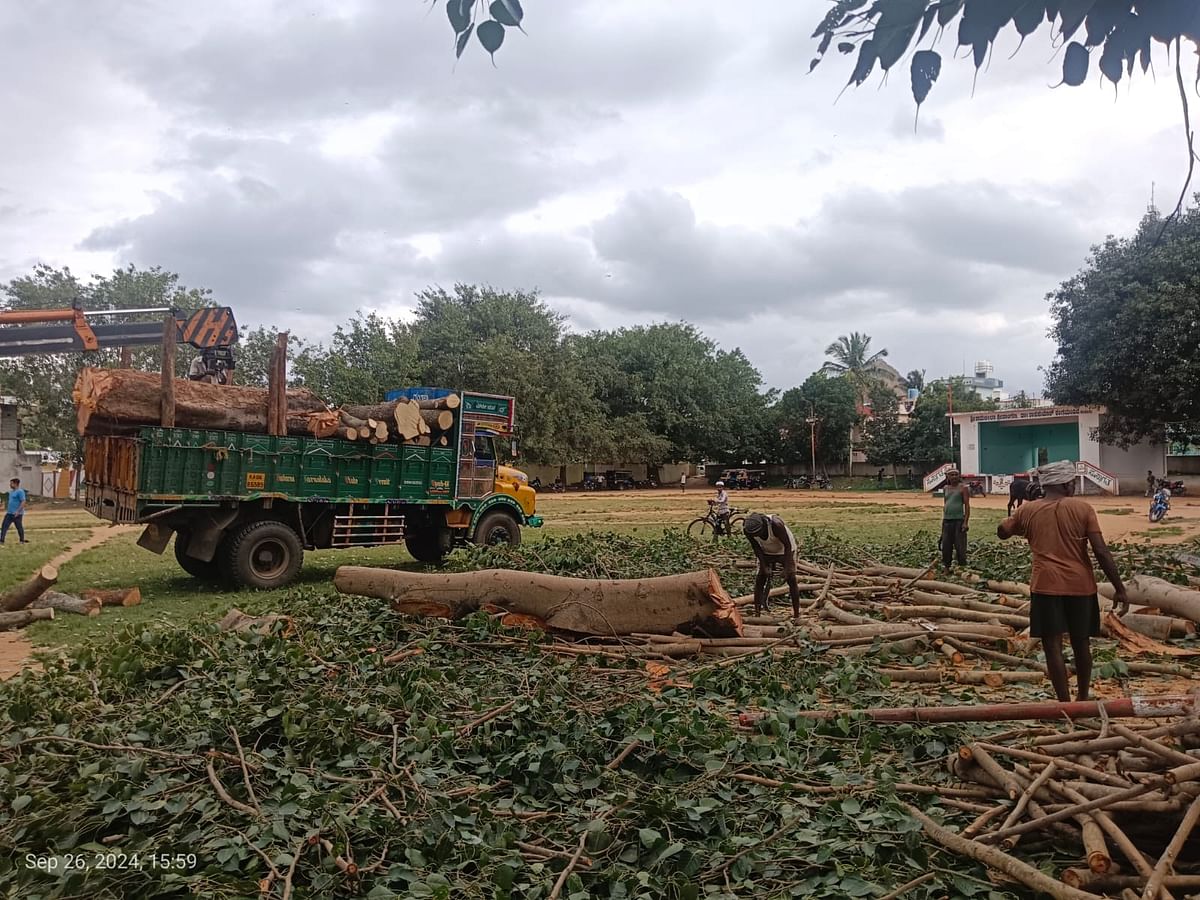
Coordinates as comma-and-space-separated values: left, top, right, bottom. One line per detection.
221, 520, 304, 590
473, 510, 522, 548
173, 530, 221, 582
405, 528, 451, 564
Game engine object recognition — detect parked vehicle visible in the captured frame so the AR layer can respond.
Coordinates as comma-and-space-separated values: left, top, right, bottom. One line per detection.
1150, 486, 1171, 523
1158, 478, 1187, 496
83, 390, 541, 589
811, 474, 832, 490
784, 475, 811, 489
604, 469, 635, 490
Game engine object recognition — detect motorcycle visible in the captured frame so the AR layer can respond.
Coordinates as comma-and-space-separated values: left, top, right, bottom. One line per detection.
1150, 487, 1171, 523
811, 475, 832, 491
784, 476, 810, 489
1158, 478, 1187, 496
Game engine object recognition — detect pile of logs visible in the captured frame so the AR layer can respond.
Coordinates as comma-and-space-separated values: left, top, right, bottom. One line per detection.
0, 565, 141, 631
338, 560, 1200, 685
73, 367, 461, 446
309, 392, 460, 446
924, 721, 1200, 899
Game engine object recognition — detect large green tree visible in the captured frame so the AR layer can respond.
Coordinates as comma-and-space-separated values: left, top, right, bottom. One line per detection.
905, 377, 994, 469
291, 312, 417, 405
575, 322, 773, 469
1044, 206, 1200, 445
862, 384, 907, 470
408, 284, 625, 465
774, 373, 860, 470
0, 264, 212, 457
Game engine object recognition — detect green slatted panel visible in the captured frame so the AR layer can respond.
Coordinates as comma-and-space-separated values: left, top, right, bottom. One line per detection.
399, 445, 429, 499
369, 444, 402, 500
430, 448, 455, 498
300, 441, 337, 497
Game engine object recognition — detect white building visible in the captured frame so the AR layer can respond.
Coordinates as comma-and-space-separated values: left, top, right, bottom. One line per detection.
959, 361, 1009, 402
945, 405, 1164, 496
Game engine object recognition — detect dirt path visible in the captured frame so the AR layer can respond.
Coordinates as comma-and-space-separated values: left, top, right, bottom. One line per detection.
0, 525, 136, 680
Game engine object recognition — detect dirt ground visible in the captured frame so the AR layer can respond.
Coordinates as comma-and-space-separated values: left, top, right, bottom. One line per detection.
541, 487, 1200, 543
0, 524, 135, 680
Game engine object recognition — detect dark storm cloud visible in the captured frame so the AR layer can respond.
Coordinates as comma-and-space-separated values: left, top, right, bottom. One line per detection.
3, 0, 1186, 398
428, 182, 1086, 328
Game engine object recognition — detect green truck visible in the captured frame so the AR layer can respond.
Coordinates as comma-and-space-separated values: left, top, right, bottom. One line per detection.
82, 390, 541, 589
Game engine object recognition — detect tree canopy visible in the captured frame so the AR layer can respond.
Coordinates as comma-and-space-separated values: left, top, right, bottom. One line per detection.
775, 373, 861, 469
1044, 204, 1200, 445
811, 2, 1200, 112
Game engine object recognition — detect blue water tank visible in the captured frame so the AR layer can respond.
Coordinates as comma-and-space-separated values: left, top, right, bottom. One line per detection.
384, 386, 455, 402
907, 388, 920, 402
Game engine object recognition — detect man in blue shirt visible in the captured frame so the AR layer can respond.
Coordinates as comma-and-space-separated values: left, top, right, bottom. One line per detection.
2, 478, 28, 544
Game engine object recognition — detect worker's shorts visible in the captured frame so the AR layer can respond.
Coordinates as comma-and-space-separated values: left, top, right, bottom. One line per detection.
1029, 593, 1100, 641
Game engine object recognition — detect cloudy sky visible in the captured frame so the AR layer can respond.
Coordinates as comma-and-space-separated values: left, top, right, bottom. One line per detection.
0, 2, 1188, 396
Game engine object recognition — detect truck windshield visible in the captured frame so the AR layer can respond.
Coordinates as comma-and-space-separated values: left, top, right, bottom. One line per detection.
474, 435, 496, 462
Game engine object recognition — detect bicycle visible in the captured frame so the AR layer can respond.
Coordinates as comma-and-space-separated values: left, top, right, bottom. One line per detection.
688, 502, 748, 539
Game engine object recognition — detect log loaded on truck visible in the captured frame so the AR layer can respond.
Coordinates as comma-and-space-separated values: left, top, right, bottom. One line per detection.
77, 369, 542, 589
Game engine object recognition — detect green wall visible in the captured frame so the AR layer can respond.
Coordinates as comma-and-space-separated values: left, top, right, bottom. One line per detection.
979, 422, 1080, 473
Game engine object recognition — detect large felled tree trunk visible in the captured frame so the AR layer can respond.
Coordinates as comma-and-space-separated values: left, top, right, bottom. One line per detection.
0, 565, 58, 612
334, 567, 744, 637
1101, 576, 1200, 626
31, 591, 101, 617
73, 367, 328, 435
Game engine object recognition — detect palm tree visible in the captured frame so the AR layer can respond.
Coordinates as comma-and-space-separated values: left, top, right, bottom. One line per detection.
821, 332, 889, 383
901, 369, 926, 392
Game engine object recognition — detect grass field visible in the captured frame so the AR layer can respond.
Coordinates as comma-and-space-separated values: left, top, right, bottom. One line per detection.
0, 487, 1186, 653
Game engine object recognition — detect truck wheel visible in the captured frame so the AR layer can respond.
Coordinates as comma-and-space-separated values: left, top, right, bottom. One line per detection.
473, 511, 522, 548
405, 529, 451, 564
222, 521, 303, 589
173, 531, 221, 582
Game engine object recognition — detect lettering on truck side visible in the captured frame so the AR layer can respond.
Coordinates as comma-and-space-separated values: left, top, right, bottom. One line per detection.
246, 473, 266, 490
277, 475, 296, 483
305, 476, 333, 484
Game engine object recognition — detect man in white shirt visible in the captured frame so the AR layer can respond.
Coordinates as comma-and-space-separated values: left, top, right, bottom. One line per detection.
711, 481, 731, 534
742, 512, 801, 617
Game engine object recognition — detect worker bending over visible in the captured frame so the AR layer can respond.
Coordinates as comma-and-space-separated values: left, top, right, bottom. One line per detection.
742, 513, 801, 618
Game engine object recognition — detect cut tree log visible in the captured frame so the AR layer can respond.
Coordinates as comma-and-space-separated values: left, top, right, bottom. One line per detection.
1100, 576, 1200, 625
334, 566, 744, 638
0, 565, 58, 612
0, 608, 54, 630
415, 393, 460, 410
30, 591, 101, 617
74, 367, 327, 435
420, 409, 454, 431
81, 587, 142, 607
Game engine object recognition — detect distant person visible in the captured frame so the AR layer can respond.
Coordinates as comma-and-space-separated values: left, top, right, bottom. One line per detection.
998, 460, 1129, 702
1, 477, 28, 544
876, 467, 885, 487
711, 481, 730, 534
742, 513, 801, 618
680, 472, 687, 493
940, 468, 970, 571
1147, 470, 1156, 498
906, 467, 915, 488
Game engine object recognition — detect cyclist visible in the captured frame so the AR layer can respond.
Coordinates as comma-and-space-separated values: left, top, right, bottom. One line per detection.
711, 481, 731, 535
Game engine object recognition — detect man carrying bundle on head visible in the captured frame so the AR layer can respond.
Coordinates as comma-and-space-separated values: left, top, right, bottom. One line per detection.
998, 460, 1130, 702
741, 513, 801, 618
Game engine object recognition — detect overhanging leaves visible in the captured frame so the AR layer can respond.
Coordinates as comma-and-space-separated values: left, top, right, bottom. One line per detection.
910, 49, 942, 108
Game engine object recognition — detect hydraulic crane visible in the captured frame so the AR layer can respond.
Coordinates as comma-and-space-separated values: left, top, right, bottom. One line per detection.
0, 303, 238, 382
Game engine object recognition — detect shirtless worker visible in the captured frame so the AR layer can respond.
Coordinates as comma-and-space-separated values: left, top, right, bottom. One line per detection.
998, 460, 1130, 702
741, 513, 801, 618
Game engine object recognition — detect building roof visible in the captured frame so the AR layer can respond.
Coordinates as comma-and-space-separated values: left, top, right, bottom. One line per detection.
948, 404, 1104, 424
